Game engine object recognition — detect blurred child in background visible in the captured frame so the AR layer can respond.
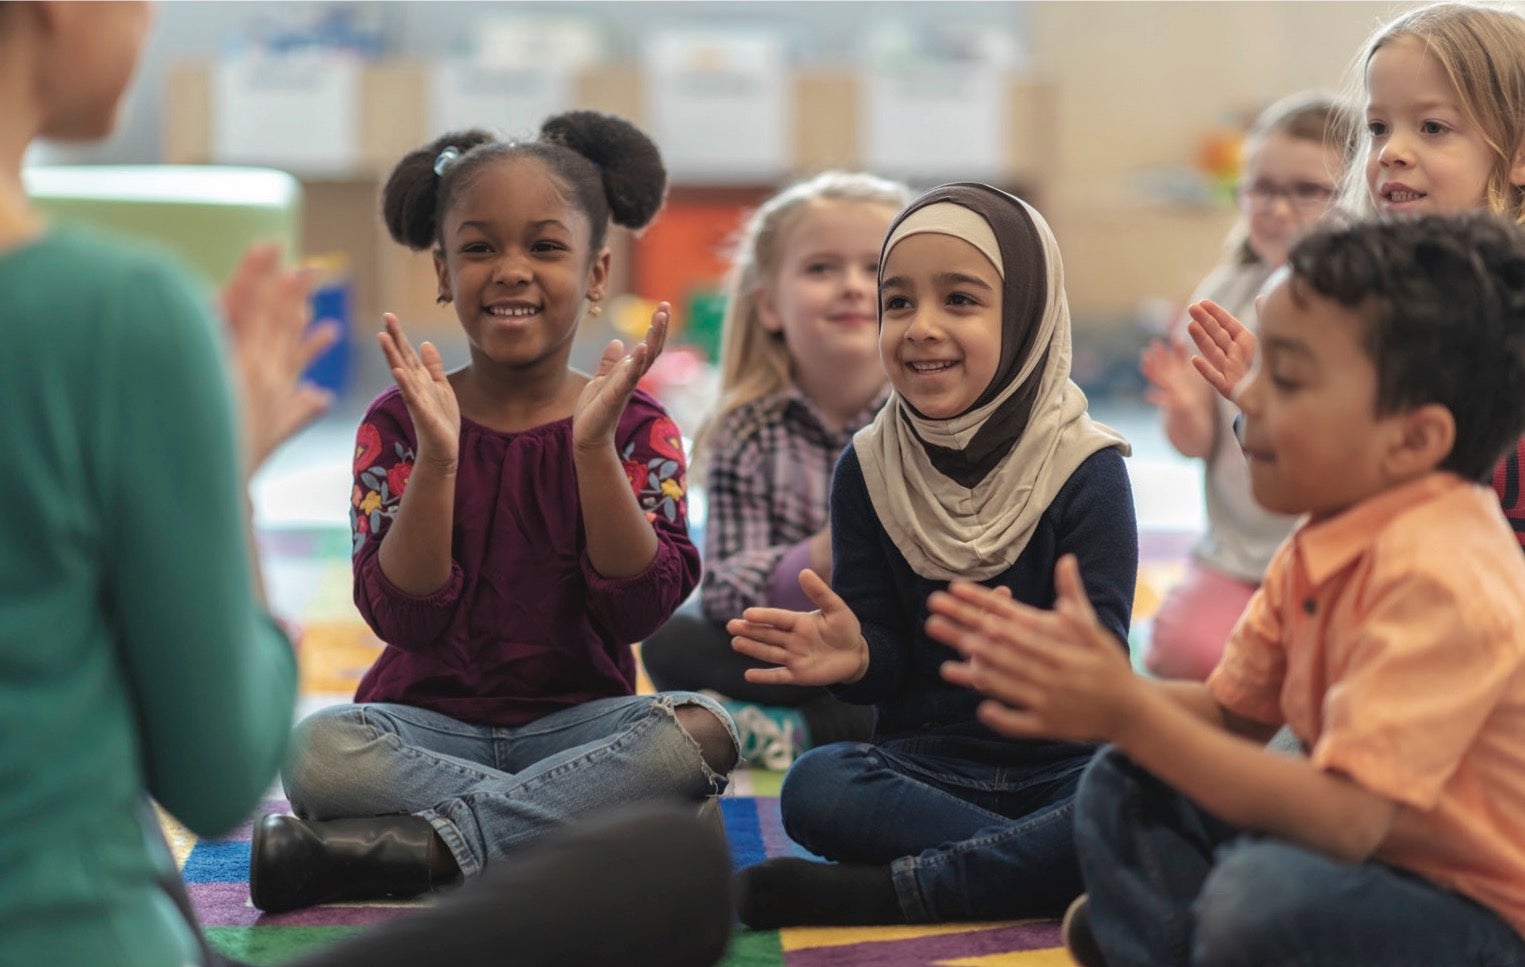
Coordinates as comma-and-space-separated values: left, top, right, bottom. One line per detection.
642, 171, 909, 768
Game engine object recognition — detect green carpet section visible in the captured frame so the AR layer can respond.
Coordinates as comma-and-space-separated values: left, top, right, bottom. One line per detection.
205, 926, 367, 964
746, 768, 786, 797
717, 926, 786, 966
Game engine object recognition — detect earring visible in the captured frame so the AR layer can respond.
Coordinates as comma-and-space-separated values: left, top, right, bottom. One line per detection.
436, 292, 450, 305
588, 302, 603, 318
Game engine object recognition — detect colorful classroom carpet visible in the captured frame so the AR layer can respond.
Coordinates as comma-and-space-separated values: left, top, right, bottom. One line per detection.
158, 526, 1191, 965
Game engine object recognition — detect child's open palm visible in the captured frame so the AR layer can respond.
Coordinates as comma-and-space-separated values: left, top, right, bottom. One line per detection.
1140, 338, 1206, 416
380, 313, 460, 470
927, 555, 1139, 743
573, 302, 669, 453
728, 569, 869, 687
1186, 299, 1258, 401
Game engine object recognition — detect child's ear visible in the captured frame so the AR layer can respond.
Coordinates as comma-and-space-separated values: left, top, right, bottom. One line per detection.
1385, 403, 1455, 478
1511, 139, 1525, 188
432, 250, 451, 305
755, 288, 785, 335
586, 246, 611, 300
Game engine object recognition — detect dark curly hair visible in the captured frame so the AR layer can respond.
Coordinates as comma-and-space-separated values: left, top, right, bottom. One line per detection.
1286, 212, 1525, 481
380, 110, 667, 255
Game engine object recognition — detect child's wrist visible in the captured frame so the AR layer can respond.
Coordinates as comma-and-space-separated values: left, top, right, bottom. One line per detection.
843, 637, 870, 685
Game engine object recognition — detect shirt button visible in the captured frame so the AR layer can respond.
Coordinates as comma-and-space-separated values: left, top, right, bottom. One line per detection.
1303, 598, 1316, 615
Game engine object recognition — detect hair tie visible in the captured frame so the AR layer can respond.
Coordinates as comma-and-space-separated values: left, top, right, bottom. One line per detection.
433, 146, 462, 177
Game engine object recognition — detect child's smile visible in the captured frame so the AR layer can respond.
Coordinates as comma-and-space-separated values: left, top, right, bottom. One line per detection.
1238, 277, 1400, 521
879, 233, 1003, 420
435, 157, 607, 374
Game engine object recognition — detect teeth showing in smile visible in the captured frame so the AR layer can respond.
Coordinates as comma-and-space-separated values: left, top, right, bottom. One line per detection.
1385, 190, 1424, 203
908, 361, 956, 373
488, 305, 538, 317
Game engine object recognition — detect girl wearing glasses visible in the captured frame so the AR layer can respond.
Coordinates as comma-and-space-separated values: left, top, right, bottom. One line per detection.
1138, 92, 1349, 681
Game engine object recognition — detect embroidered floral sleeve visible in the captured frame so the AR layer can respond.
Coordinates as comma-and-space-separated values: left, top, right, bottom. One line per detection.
349, 394, 465, 650
583, 403, 701, 643
350, 421, 417, 557
621, 414, 688, 528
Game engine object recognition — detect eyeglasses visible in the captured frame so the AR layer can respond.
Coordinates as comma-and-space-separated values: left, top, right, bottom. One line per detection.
1236, 181, 1337, 213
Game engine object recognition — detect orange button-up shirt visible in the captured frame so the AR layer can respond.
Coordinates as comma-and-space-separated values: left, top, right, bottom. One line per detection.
1209, 473, 1525, 939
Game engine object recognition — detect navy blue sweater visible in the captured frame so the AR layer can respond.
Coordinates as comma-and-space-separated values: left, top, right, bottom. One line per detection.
830, 444, 1137, 763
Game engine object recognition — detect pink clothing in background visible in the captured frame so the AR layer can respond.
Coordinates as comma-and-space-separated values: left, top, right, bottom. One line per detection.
1143, 559, 1258, 681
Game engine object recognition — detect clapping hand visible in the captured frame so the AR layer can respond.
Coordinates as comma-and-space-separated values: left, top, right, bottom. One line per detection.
728, 569, 869, 687
379, 313, 461, 473
927, 556, 1137, 743
573, 302, 668, 453
1140, 338, 1205, 416
1185, 299, 1257, 402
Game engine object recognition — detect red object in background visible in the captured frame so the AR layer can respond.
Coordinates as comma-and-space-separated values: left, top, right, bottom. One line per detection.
630, 185, 774, 338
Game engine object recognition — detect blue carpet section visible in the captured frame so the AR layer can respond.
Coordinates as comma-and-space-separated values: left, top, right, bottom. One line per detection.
721, 797, 766, 871
182, 840, 251, 884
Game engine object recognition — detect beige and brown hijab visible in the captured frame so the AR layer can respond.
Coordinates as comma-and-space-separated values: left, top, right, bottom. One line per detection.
855, 183, 1130, 581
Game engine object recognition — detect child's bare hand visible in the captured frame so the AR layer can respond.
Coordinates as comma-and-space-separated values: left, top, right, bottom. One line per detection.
223, 244, 338, 477
1140, 338, 1205, 416
926, 555, 1138, 742
573, 302, 668, 453
1185, 300, 1257, 401
380, 313, 460, 472
728, 569, 869, 687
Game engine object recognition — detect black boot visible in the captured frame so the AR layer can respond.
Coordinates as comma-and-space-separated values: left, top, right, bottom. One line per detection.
250, 813, 442, 914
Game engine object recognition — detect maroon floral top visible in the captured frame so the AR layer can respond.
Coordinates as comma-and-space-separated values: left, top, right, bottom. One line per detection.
349, 386, 700, 726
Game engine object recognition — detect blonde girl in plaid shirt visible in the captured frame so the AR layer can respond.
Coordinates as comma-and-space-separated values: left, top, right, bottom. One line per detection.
642, 171, 909, 768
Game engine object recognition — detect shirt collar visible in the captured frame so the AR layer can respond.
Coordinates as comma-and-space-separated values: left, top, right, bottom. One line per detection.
784, 382, 890, 438
1294, 472, 1467, 587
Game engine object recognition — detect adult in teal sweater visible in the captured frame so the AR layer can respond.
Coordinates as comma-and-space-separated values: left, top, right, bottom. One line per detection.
0, 4, 730, 967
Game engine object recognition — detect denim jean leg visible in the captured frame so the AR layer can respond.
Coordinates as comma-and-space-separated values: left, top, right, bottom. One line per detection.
1074, 747, 1239, 967
782, 741, 1089, 922
1193, 839, 1525, 967
891, 775, 1084, 922
424, 692, 734, 876
282, 703, 507, 820
284, 695, 734, 880
779, 742, 1017, 864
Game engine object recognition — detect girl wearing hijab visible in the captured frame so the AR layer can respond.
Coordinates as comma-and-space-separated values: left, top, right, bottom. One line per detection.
727, 183, 1138, 927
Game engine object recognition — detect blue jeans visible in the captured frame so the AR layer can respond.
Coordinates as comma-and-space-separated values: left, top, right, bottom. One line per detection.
1076, 747, 1525, 966
780, 736, 1088, 921
283, 693, 735, 878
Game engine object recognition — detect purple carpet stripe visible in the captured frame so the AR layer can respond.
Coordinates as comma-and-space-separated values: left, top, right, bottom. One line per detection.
188, 882, 416, 927
784, 921, 1063, 966
721, 796, 767, 870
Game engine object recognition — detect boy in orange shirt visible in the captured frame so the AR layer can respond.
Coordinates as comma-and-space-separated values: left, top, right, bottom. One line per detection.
927, 212, 1525, 966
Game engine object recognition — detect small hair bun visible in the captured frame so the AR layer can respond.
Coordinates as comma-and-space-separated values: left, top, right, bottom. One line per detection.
539, 110, 667, 230
381, 128, 496, 250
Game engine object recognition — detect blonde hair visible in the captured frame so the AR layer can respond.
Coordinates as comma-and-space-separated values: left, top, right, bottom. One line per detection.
1228, 91, 1353, 265
692, 171, 910, 461
1340, 2, 1525, 223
